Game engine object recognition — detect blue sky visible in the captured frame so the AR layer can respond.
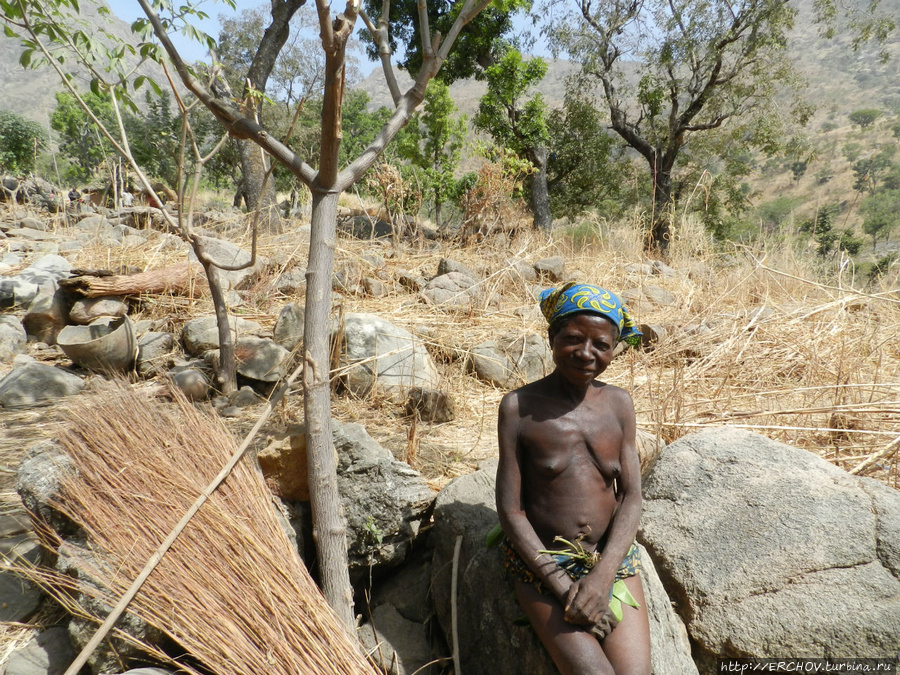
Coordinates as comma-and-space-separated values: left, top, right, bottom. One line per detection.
105, 0, 295, 65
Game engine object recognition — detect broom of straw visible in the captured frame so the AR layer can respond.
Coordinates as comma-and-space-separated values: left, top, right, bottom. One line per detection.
51, 381, 378, 675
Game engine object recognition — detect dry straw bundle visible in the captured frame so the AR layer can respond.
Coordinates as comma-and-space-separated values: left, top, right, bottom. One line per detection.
53, 382, 376, 675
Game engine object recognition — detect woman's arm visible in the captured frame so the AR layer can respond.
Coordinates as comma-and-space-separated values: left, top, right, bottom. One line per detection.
496, 391, 574, 603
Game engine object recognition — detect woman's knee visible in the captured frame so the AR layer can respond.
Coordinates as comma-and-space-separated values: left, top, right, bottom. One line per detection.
554, 639, 615, 675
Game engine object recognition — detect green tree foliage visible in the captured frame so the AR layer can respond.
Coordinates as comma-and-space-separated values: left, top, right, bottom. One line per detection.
473, 48, 552, 229
340, 91, 393, 167
51, 89, 190, 187
474, 49, 548, 159
0, 110, 46, 174
545, 92, 630, 219
124, 91, 182, 187
549, 0, 802, 250
851, 147, 895, 193
791, 160, 809, 182
842, 142, 862, 162
360, 0, 529, 81
881, 163, 900, 190
848, 108, 882, 129
396, 79, 467, 227
868, 252, 898, 282
755, 196, 800, 231
860, 190, 900, 245
798, 204, 862, 257
50, 90, 117, 183
814, 0, 896, 61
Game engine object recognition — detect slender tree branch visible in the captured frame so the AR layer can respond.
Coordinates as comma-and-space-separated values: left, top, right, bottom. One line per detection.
360, 6, 401, 105
435, 0, 494, 64
337, 0, 493, 190
315, 0, 335, 50
418, 0, 434, 61
134, 0, 317, 186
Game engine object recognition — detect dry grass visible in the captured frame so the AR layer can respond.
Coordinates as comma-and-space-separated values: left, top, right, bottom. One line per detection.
44, 382, 377, 675
2, 203, 898, 491
314, 212, 900, 489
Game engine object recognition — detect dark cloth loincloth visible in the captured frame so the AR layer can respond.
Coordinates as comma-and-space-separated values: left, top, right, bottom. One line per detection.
503, 539, 641, 596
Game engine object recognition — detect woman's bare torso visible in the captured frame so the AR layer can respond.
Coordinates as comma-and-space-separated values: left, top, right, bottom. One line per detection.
515, 381, 624, 551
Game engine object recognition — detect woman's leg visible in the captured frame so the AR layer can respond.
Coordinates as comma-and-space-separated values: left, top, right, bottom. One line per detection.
600, 574, 651, 675
515, 581, 614, 675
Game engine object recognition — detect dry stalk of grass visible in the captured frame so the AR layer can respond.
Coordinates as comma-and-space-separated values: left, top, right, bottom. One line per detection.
52, 382, 377, 675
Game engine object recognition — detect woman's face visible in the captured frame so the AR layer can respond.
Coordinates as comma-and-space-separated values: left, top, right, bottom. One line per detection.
550, 313, 618, 385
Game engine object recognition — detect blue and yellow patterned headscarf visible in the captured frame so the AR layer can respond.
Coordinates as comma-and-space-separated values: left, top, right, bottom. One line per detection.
539, 282, 643, 347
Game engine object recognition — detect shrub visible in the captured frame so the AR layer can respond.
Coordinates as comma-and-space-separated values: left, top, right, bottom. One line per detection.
0, 110, 47, 174
848, 108, 882, 129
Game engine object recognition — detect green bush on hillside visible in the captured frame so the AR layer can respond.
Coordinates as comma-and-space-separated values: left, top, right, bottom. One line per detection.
848, 108, 882, 129
0, 110, 46, 174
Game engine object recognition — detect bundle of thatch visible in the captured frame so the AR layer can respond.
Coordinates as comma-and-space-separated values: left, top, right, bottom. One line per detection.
52, 382, 377, 675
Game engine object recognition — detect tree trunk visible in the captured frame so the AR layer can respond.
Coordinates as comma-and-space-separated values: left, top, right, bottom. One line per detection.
434, 191, 442, 230
528, 146, 552, 231
304, 39, 356, 631
58, 262, 203, 297
235, 0, 306, 232
200, 262, 237, 395
649, 158, 675, 254
238, 140, 282, 231
304, 189, 355, 633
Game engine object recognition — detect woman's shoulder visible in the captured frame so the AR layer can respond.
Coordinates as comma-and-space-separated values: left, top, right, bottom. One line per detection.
500, 377, 553, 409
592, 381, 635, 406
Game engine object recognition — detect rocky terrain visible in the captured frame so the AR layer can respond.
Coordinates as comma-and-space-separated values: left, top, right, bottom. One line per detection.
0, 191, 899, 673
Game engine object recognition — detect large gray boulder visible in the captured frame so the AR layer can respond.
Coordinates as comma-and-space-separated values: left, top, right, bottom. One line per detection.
0, 532, 43, 623
234, 336, 291, 383
419, 272, 485, 308
0, 362, 84, 407
22, 288, 70, 345
273, 302, 304, 351
68, 295, 128, 324
469, 332, 552, 388
17, 440, 79, 542
337, 313, 440, 399
333, 421, 436, 579
430, 460, 696, 675
640, 428, 900, 672
180, 315, 263, 355
58, 540, 167, 675
357, 604, 436, 675
0, 314, 27, 361
136, 331, 175, 377
188, 236, 266, 291
436, 257, 478, 281
4, 626, 76, 675
0, 254, 72, 308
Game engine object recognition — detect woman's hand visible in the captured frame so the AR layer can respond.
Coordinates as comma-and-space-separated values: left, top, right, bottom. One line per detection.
589, 609, 619, 641
563, 573, 614, 627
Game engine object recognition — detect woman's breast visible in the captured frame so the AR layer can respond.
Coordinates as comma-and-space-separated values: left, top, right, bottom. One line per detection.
522, 452, 619, 547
